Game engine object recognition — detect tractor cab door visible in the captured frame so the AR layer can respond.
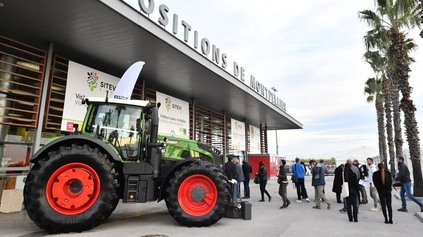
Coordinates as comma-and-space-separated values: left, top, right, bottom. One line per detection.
85, 104, 143, 161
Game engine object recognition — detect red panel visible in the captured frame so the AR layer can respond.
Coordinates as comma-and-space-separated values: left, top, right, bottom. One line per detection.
248, 154, 282, 179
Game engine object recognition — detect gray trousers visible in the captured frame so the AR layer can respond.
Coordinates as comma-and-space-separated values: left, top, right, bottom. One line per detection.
359, 184, 368, 202
279, 183, 289, 206
314, 185, 331, 208
369, 185, 379, 208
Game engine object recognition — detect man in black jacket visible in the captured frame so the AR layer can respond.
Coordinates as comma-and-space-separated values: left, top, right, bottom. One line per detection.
395, 157, 423, 212
242, 160, 252, 199
223, 156, 238, 181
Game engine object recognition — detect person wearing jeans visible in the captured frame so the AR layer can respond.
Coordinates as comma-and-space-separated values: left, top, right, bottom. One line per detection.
395, 157, 423, 212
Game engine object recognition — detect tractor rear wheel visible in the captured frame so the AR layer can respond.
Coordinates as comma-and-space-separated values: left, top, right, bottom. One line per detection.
24, 144, 119, 233
165, 162, 229, 226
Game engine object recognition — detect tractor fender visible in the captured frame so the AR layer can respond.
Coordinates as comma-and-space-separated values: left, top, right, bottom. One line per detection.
158, 159, 205, 202
31, 135, 121, 163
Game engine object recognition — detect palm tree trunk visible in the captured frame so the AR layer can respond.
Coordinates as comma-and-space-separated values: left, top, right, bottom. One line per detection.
388, 68, 403, 164
391, 29, 423, 196
383, 75, 395, 170
376, 97, 387, 164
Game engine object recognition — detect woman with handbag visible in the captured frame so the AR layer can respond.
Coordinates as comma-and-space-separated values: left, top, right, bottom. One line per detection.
277, 160, 290, 208
258, 161, 272, 202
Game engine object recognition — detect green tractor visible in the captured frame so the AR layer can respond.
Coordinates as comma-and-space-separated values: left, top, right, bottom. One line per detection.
23, 97, 230, 233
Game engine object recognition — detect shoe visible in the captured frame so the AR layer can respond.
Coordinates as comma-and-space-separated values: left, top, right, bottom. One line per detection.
306, 198, 311, 202
296, 200, 302, 203
259, 199, 265, 202
327, 203, 331, 210
242, 196, 250, 199
389, 220, 393, 224
286, 201, 291, 207
354, 220, 358, 222
385, 220, 389, 224
369, 207, 378, 212
269, 196, 272, 202
280, 205, 285, 209
337, 201, 343, 204
339, 208, 347, 213
312, 206, 321, 209
398, 207, 408, 212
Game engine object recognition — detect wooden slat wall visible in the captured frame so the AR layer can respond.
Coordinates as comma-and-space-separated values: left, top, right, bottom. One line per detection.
195, 106, 225, 152
0, 35, 46, 128
44, 56, 68, 131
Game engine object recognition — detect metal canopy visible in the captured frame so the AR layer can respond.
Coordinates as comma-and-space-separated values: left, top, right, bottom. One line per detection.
0, 0, 302, 130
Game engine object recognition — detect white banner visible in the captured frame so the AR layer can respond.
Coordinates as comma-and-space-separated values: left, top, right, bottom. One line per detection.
61, 61, 119, 131
231, 119, 246, 151
156, 91, 189, 138
249, 125, 261, 153
114, 61, 144, 100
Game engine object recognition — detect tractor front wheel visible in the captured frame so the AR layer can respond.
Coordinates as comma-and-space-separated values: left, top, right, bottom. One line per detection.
24, 144, 119, 233
165, 162, 229, 226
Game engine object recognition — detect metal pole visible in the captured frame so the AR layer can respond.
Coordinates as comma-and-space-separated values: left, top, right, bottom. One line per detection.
275, 130, 279, 155
33, 42, 54, 154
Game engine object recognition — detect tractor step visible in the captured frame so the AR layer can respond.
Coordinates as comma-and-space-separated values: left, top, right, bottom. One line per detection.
122, 163, 156, 203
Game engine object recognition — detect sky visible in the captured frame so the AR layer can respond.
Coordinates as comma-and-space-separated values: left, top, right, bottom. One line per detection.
129, 0, 423, 162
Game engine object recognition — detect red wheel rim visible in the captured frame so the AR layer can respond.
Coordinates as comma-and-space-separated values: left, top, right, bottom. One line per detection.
177, 174, 218, 216
46, 162, 100, 215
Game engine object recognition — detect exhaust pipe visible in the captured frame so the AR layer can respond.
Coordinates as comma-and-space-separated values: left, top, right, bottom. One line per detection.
146, 105, 161, 179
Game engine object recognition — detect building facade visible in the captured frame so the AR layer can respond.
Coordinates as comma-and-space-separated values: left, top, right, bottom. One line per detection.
0, 0, 302, 175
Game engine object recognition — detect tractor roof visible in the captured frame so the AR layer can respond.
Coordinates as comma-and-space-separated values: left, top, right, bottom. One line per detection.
85, 97, 150, 107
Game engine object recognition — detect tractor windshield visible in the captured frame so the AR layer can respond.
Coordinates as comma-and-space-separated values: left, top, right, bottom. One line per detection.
85, 104, 143, 161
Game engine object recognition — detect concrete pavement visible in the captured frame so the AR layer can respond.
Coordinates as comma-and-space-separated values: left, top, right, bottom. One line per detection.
0, 176, 422, 237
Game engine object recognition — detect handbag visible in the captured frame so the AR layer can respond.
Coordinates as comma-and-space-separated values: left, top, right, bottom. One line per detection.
254, 174, 259, 184
291, 174, 298, 183
342, 181, 349, 198
277, 176, 283, 184
393, 181, 402, 187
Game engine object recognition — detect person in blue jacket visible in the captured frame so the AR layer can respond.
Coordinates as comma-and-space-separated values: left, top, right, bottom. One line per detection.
291, 158, 310, 202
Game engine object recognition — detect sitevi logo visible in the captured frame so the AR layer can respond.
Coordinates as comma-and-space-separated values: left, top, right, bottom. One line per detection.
87, 71, 99, 92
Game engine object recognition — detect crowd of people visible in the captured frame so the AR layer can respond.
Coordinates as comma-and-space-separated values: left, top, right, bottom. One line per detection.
223, 155, 423, 224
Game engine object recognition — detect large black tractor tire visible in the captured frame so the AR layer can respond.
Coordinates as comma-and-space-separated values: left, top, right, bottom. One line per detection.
24, 144, 119, 233
165, 162, 230, 227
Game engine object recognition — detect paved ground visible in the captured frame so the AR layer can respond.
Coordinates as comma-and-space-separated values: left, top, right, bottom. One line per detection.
1, 176, 422, 237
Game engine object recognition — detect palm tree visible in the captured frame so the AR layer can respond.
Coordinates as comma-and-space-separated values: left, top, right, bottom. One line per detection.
363, 24, 397, 174
359, 0, 423, 195
365, 77, 387, 164
364, 50, 394, 169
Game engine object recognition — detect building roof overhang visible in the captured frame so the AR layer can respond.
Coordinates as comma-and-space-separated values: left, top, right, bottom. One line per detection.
0, 0, 302, 130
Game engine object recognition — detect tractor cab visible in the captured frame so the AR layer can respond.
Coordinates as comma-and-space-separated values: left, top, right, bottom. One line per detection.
81, 97, 151, 161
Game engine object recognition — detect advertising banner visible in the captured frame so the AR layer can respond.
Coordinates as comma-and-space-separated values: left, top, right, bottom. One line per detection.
156, 91, 189, 138
61, 61, 119, 131
249, 125, 261, 154
231, 118, 246, 151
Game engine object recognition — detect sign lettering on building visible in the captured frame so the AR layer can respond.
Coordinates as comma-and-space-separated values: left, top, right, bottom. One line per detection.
123, 0, 286, 112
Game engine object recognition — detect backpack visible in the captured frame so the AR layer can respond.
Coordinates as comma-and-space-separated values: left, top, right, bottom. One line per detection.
359, 165, 368, 180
